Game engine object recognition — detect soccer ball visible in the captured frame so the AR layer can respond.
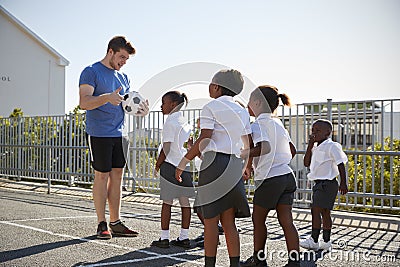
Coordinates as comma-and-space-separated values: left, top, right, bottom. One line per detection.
122, 91, 145, 116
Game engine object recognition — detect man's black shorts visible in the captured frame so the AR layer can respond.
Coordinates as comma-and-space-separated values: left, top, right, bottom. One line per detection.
86, 134, 128, 173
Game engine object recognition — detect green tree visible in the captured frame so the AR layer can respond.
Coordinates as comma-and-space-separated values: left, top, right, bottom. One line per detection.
9, 108, 23, 118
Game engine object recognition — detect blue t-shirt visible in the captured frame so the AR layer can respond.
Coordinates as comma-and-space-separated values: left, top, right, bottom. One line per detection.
79, 62, 130, 137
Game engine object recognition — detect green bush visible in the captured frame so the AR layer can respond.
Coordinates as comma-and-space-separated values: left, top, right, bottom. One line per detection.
340, 138, 399, 214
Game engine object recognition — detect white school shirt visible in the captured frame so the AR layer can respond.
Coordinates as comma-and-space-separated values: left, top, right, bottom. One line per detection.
251, 113, 294, 180
162, 111, 192, 167
307, 138, 348, 181
200, 95, 251, 157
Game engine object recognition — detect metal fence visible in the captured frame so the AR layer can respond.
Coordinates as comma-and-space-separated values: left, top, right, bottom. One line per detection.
0, 99, 399, 212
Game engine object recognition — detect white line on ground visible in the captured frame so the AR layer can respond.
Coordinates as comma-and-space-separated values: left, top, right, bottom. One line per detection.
0, 220, 136, 250
79, 250, 212, 267
0, 220, 209, 266
3, 215, 97, 222
121, 213, 161, 218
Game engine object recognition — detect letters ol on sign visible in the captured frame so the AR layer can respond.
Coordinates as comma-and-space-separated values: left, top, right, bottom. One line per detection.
1, 76, 11, 82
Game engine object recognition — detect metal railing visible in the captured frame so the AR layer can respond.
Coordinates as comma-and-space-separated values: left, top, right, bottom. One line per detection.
0, 99, 399, 211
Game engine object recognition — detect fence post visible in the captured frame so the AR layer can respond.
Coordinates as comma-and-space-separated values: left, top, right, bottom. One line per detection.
47, 146, 51, 194
327, 98, 332, 121
47, 117, 51, 194
131, 116, 137, 192
17, 117, 22, 181
68, 113, 74, 186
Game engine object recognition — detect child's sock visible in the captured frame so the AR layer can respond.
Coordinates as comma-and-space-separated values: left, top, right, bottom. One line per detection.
229, 256, 240, 267
322, 229, 331, 242
311, 228, 320, 243
160, 229, 169, 240
179, 228, 189, 240
205, 256, 216, 267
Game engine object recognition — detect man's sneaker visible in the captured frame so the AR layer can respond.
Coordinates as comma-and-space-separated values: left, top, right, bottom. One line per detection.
97, 221, 112, 239
300, 236, 319, 251
240, 255, 267, 267
109, 221, 138, 237
170, 238, 191, 249
151, 238, 170, 248
319, 240, 332, 251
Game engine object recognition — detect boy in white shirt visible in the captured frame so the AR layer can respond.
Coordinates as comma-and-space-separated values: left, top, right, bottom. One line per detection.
300, 119, 348, 252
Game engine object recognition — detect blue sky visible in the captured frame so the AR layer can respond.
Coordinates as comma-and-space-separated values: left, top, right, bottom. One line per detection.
1, 0, 399, 112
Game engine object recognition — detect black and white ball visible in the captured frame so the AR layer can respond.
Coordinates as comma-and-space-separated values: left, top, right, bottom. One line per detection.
122, 91, 145, 116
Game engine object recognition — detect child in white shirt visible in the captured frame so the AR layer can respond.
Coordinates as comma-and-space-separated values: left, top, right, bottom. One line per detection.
176, 69, 251, 267
300, 119, 348, 252
241, 85, 300, 267
151, 91, 194, 249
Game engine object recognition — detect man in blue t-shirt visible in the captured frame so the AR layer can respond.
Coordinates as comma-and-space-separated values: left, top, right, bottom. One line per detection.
79, 36, 148, 239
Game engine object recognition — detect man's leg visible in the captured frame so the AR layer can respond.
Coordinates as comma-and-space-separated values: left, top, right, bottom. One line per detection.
108, 167, 123, 222
93, 170, 109, 223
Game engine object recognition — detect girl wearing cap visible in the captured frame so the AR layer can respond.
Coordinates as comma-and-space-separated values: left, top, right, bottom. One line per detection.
176, 69, 252, 267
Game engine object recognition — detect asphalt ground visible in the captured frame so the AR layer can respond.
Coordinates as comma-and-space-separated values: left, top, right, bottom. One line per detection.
0, 178, 399, 267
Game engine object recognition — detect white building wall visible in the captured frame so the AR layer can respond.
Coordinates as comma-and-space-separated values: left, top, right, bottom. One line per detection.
0, 6, 68, 116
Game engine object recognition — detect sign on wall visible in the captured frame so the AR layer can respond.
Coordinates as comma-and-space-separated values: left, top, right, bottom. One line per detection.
1, 75, 11, 82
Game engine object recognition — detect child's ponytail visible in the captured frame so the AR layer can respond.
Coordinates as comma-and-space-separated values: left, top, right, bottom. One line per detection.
256, 85, 292, 113
163, 91, 189, 111
180, 93, 188, 107
277, 93, 291, 107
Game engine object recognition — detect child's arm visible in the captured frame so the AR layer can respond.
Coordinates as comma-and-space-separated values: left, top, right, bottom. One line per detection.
155, 148, 166, 173
241, 141, 271, 158
289, 142, 296, 159
155, 142, 171, 173
241, 134, 253, 180
176, 129, 213, 182
186, 129, 212, 160
186, 135, 193, 150
303, 135, 315, 167
186, 135, 201, 158
338, 162, 348, 195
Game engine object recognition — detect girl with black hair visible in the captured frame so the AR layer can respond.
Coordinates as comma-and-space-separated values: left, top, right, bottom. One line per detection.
241, 85, 300, 267
151, 91, 195, 249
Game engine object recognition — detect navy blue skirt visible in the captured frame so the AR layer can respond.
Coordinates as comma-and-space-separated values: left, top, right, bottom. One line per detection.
194, 151, 250, 219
